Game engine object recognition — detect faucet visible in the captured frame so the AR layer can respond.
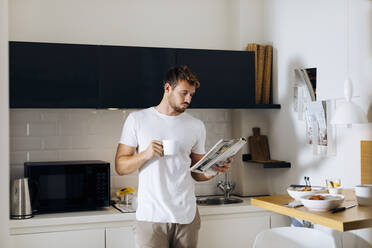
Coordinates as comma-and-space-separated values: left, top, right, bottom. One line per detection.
217, 172, 236, 200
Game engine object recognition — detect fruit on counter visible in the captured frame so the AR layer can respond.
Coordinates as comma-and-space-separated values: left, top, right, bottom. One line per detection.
327, 181, 341, 188
117, 187, 135, 196
326, 178, 341, 188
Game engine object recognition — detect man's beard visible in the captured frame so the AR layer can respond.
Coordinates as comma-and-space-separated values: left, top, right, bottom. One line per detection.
168, 97, 188, 113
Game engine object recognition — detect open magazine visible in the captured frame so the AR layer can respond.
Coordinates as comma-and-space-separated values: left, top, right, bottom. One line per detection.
190, 138, 247, 175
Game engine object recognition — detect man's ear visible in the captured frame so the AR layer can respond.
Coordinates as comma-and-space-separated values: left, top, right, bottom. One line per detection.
164, 82, 172, 93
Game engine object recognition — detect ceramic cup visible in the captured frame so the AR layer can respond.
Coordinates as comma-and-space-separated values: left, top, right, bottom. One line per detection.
328, 187, 342, 195
162, 140, 178, 156
355, 184, 372, 206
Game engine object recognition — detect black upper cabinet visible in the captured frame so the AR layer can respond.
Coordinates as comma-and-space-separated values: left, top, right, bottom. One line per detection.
99, 46, 175, 108
10, 42, 99, 108
9, 42, 265, 109
176, 48, 255, 108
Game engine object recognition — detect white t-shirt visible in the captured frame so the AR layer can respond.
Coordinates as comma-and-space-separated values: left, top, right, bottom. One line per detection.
119, 107, 206, 224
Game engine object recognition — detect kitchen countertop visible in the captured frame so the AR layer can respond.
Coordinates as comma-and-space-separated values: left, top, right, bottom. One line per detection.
10, 197, 272, 234
251, 189, 372, 232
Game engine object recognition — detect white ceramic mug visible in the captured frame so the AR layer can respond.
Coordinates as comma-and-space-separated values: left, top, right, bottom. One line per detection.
355, 184, 372, 206
162, 140, 178, 156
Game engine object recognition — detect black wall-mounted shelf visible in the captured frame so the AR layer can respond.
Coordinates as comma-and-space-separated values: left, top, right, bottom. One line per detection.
242, 104, 281, 109
242, 154, 291, 168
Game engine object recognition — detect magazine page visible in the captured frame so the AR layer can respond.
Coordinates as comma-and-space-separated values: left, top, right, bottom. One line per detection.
305, 101, 327, 146
299, 68, 316, 101
190, 138, 247, 175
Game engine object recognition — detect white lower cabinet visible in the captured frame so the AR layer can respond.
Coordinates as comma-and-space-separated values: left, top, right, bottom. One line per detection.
198, 214, 270, 248
10, 210, 287, 248
106, 226, 136, 248
11, 228, 105, 248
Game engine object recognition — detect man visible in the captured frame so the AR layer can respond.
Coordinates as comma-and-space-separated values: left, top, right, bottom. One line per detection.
115, 65, 232, 248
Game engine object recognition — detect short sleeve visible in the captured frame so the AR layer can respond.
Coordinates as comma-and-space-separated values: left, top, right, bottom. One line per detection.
119, 113, 138, 147
191, 120, 206, 154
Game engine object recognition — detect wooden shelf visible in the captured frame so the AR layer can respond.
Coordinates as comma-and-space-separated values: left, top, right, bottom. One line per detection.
248, 104, 281, 109
242, 154, 291, 168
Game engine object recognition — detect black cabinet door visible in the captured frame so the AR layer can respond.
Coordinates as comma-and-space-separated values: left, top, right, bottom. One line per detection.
99, 46, 176, 108
9, 42, 99, 108
9, 42, 257, 109
176, 48, 255, 108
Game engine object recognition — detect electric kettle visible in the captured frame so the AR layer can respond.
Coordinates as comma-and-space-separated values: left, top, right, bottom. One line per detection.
10, 178, 33, 219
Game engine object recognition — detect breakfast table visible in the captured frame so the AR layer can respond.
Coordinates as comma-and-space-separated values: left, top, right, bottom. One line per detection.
251, 189, 372, 232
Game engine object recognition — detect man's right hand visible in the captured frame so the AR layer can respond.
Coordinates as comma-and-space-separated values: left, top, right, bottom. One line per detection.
143, 140, 164, 160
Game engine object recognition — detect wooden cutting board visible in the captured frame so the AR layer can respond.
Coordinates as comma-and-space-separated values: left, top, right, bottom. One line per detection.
249, 127, 270, 161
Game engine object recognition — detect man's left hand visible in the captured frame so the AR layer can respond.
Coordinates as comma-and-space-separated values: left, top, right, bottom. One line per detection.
213, 157, 233, 174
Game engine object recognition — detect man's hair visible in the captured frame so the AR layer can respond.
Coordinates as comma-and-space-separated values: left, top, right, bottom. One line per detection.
163, 65, 200, 89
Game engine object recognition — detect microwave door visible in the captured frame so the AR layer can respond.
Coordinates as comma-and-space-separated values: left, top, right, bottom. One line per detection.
31, 165, 89, 213
25, 161, 110, 214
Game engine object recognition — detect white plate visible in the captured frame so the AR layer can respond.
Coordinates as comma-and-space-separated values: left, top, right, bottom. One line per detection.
300, 194, 344, 212
287, 186, 327, 201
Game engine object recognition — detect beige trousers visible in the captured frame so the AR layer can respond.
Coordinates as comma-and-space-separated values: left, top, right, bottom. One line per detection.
133, 209, 201, 248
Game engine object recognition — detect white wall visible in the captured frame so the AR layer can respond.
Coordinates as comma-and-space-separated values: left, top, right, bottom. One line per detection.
9, 0, 242, 50
0, 0, 10, 246
238, 0, 264, 49
227, 0, 372, 198
262, 1, 372, 245
262, 0, 372, 194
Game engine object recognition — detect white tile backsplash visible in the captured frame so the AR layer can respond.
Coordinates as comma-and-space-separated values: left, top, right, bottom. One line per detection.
43, 136, 72, 150
29, 150, 59, 162
12, 110, 42, 122
112, 174, 139, 189
71, 135, 92, 149
10, 123, 27, 137
58, 120, 87, 136
69, 109, 96, 121
10, 151, 28, 164
195, 182, 220, 196
10, 137, 15, 151
57, 149, 91, 161
14, 137, 42, 151
29, 122, 57, 137
40, 111, 66, 122
10, 108, 233, 196
10, 164, 24, 181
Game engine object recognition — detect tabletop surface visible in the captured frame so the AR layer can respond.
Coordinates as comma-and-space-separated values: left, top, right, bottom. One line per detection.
251, 189, 372, 232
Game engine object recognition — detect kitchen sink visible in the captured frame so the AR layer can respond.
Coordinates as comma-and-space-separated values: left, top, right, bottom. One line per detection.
196, 196, 243, 205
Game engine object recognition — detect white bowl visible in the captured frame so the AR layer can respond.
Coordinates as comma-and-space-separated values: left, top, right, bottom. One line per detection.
287, 186, 327, 201
355, 184, 372, 206
300, 194, 344, 212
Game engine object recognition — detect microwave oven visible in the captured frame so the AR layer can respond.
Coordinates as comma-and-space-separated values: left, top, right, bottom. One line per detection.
24, 160, 110, 214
